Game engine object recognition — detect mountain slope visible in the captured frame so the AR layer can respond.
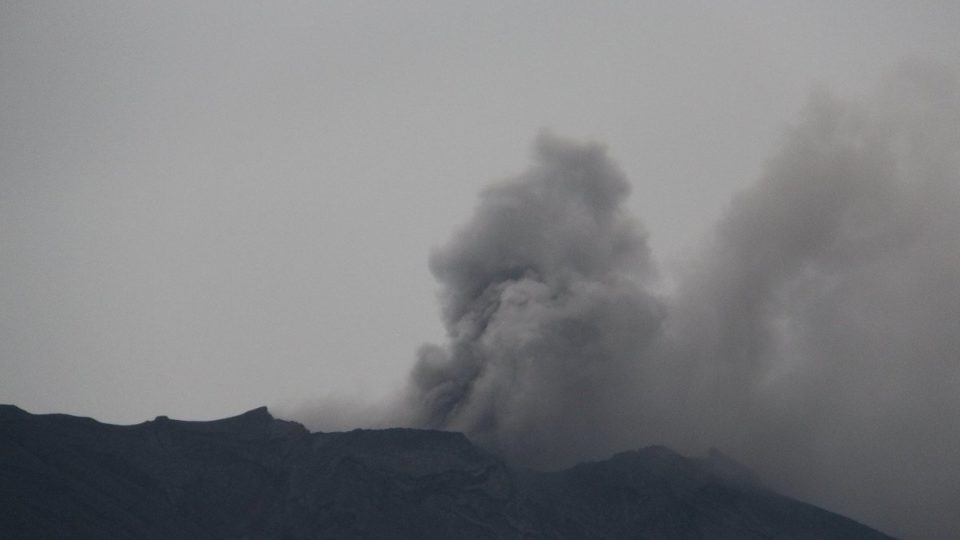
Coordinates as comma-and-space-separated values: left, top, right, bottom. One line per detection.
0, 405, 894, 539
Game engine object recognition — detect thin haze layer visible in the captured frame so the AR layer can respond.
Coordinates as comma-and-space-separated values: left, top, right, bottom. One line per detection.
406, 64, 960, 540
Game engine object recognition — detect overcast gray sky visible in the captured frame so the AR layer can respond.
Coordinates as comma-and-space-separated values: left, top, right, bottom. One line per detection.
6, 3, 960, 538
2, 1, 957, 424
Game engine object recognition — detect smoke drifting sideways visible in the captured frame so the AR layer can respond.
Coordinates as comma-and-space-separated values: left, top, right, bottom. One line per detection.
398, 64, 960, 540
651, 63, 960, 540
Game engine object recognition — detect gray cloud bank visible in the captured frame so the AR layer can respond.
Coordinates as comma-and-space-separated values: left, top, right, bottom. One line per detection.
399, 64, 960, 539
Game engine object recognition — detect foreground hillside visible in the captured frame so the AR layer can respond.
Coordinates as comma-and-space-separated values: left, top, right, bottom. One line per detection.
0, 405, 894, 539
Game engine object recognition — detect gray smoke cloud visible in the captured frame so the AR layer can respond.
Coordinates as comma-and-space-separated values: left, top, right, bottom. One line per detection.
648, 62, 960, 540
407, 133, 664, 466
402, 63, 960, 539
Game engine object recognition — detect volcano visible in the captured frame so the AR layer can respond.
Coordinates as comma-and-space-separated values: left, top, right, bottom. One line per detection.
0, 404, 893, 539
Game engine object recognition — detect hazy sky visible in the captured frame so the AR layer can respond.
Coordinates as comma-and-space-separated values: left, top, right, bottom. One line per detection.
2, 2, 957, 423
5, 3, 960, 538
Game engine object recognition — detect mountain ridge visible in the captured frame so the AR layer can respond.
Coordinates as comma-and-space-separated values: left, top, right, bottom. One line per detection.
0, 404, 895, 539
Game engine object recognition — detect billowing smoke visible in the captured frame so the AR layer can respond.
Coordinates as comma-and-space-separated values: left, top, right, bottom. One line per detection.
407, 134, 664, 466
651, 62, 960, 540
402, 63, 960, 539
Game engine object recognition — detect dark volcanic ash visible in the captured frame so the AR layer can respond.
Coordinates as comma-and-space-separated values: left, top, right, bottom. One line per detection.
652, 64, 960, 540
400, 64, 960, 539
407, 133, 665, 467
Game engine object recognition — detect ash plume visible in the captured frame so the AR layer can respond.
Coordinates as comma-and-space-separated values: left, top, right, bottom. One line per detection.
407, 133, 664, 466
652, 62, 960, 540
401, 63, 960, 539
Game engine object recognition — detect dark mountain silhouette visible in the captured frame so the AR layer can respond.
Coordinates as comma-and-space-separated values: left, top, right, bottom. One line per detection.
0, 404, 894, 539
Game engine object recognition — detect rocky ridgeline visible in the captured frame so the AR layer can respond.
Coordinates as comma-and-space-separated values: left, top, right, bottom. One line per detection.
0, 405, 894, 539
